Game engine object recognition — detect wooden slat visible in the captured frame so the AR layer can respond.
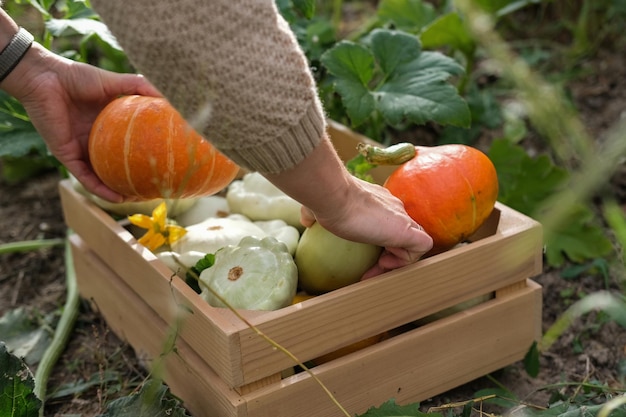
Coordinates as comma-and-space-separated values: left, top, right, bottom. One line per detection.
60, 179, 543, 387
71, 234, 542, 417
234, 203, 542, 384
242, 280, 542, 417
69, 235, 245, 417
60, 181, 256, 387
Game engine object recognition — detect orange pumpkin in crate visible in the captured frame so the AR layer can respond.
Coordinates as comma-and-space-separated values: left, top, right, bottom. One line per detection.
383, 144, 499, 254
88, 95, 239, 200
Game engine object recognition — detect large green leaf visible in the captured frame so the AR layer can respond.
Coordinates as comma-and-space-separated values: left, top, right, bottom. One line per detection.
420, 12, 476, 57
489, 138, 568, 215
489, 139, 613, 267
377, 0, 437, 32
321, 29, 470, 128
45, 18, 122, 50
0, 343, 41, 417
544, 204, 614, 267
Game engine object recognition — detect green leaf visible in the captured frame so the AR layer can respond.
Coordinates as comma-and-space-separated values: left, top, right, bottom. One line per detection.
0, 342, 42, 417
99, 379, 190, 417
544, 204, 613, 267
191, 253, 216, 276
420, 12, 476, 58
488, 139, 612, 267
321, 29, 470, 129
369, 29, 423, 77
377, 0, 437, 33
0, 308, 52, 367
523, 341, 540, 378
18, 0, 51, 18
321, 41, 374, 85
0, 92, 47, 160
357, 398, 431, 417
488, 139, 568, 216
292, 0, 315, 19
345, 154, 376, 182
45, 18, 122, 50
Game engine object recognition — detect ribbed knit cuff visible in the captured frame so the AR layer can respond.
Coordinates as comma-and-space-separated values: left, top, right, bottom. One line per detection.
225, 101, 327, 174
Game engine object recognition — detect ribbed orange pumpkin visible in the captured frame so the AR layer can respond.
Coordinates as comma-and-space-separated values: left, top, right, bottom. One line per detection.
88, 95, 239, 200
384, 144, 499, 254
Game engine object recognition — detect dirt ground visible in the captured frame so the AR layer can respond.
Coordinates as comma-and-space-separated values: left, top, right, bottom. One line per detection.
2, 28, 626, 417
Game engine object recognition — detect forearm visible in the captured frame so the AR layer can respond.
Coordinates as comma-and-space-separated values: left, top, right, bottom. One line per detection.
264, 133, 353, 222
0, 6, 19, 47
0, 6, 51, 100
91, 0, 326, 174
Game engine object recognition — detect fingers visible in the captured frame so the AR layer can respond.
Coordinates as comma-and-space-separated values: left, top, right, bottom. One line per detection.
361, 227, 434, 281
299, 206, 316, 228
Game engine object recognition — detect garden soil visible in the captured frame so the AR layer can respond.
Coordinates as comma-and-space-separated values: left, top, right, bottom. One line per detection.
1, 38, 626, 417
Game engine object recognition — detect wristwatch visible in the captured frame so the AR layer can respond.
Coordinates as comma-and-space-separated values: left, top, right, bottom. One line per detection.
0, 27, 34, 83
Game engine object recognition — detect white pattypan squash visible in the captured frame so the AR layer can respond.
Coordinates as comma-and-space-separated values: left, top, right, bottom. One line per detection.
199, 236, 297, 311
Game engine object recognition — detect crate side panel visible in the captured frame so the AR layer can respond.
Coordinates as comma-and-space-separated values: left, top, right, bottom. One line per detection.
243, 281, 542, 417
236, 215, 542, 384
60, 181, 249, 386
69, 235, 245, 417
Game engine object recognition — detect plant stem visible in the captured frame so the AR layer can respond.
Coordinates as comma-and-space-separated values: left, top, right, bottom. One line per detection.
34, 235, 80, 416
0, 238, 65, 254
332, 0, 343, 35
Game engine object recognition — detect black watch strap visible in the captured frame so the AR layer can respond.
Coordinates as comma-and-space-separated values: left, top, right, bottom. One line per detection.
0, 27, 34, 83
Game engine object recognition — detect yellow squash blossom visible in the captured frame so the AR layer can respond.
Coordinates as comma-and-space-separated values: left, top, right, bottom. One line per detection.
128, 202, 187, 251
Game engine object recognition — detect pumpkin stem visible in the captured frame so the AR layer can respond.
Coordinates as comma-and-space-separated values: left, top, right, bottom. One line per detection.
357, 142, 416, 165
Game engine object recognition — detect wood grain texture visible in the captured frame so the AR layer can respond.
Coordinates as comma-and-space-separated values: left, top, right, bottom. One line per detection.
69, 235, 245, 417
70, 233, 541, 417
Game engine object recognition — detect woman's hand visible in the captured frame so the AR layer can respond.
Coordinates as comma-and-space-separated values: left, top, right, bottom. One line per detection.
265, 133, 433, 279
300, 177, 433, 279
1, 43, 160, 202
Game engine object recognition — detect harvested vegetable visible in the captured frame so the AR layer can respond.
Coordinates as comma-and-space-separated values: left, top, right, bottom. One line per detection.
226, 172, 303, 229
360, 143, 499, 254
88, 95, 240, 199
170, 215, 266, 256
174, 195, 230, 227
169, 214, 299, 257
198, 236, 298, 310
295, 222, 382, 294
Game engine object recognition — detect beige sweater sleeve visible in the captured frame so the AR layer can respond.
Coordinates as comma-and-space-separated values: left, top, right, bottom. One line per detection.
90, 0, 326, 174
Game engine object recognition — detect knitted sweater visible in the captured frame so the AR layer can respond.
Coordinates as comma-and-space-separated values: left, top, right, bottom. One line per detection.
90, 0, 326, 174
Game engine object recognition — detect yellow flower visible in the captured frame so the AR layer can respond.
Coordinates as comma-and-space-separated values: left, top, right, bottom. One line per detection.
128, 202, 187, 251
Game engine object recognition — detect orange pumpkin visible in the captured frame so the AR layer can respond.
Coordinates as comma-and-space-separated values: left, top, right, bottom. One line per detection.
384, 144, 499, 254
88, 95, 239, 200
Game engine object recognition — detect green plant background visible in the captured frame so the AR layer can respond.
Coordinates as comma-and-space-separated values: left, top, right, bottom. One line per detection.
1, 0, 625, 416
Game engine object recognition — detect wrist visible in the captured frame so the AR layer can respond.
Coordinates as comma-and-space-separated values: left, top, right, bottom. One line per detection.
0, 26, 34, 84
0, 41, 50, 100
264, 133, 356, 220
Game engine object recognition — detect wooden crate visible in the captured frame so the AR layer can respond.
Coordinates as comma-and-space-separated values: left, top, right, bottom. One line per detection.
59, 122, 543, 417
